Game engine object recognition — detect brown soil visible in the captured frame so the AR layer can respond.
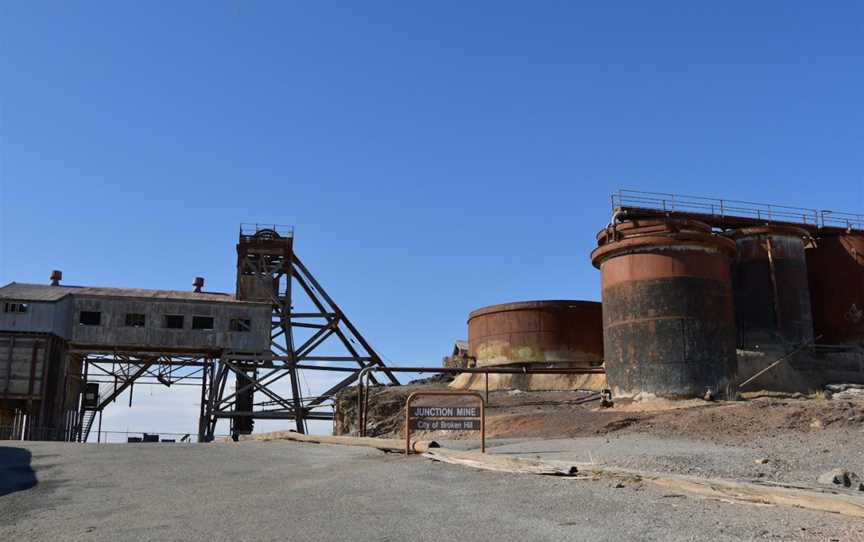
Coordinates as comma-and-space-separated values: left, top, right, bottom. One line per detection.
337, 384, 864, 444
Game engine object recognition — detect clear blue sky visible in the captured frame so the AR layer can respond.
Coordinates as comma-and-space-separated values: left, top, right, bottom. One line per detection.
1, 2, 862, 435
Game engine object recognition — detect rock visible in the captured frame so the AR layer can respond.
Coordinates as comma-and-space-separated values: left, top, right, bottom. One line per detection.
809, 418, 824, 429
754, 458, 769, 465
826, 383, 864, 393
600, 389, 614, 408
817, 468, 862, 489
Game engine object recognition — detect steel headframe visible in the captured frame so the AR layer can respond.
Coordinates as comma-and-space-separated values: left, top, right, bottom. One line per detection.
202, 226, 398, 441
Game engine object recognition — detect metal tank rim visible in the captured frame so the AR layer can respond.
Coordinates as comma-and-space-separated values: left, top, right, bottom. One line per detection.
590, 233, 737, 269
594, 218, 714, 243
467, 300, 601, 322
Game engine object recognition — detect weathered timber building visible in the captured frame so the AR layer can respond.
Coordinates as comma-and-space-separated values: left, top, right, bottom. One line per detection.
0, 278, 270, 441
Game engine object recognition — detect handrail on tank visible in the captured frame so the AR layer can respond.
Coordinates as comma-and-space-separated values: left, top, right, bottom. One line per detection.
611, 189, 821, 226
820, 210, 864, 231
609, 189, 864, 231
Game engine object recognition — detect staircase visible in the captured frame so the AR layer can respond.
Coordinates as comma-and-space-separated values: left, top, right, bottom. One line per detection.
76, 361, 155, 442
79, 409, 97, 442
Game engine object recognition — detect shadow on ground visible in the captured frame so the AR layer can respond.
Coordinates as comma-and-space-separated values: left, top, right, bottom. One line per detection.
0, 447, 37, 497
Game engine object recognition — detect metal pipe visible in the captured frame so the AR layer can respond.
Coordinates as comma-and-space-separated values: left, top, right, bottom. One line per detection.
738, 336, 821, 389
485, 372, 489, 405
355, 366, 377, 437
360, 366, 604, 374
356, 365, 605, 437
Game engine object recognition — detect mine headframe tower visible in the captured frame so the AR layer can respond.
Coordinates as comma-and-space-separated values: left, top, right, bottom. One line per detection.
201, 225, 398, 440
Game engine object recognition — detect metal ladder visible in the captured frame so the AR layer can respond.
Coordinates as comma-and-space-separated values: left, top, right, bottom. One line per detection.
79, 409, 97, 442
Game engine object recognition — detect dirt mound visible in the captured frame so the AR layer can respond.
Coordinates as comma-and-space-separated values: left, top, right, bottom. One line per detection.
335, 384, 864, 443
615, 396, 864, 443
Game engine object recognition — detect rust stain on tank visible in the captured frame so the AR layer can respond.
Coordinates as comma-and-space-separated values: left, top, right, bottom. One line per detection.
730, 226, 814, 348
591, 219, 738, 399
807, 233, 864, 344
467, 300, 603, 368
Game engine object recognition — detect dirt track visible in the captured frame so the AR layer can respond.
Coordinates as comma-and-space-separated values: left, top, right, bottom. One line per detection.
344, 386, 864, 490
3, 439, 864, 542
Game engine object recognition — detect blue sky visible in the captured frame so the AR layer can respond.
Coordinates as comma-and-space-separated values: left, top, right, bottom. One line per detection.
1, 2, 862, 437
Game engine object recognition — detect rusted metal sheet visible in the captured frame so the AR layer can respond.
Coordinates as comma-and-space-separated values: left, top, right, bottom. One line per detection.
467, 300, 603, 368
807, 233, 864, 344
591, 219, 738, 399
731, 226, 814, 348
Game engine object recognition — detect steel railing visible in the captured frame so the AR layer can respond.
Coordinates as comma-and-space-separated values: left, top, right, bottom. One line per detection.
819, 210, 864, 231
239, 223, 294, 237
612, 189, 821, 226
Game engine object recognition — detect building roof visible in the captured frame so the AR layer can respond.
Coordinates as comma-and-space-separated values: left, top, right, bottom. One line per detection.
0, 282, 266, 305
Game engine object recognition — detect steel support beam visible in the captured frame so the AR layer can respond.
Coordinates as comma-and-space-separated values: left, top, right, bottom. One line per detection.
204, 226, 398, 439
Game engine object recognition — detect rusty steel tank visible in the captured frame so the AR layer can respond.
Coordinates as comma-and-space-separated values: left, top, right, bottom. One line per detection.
730, 226, 814, 348
591, 219, 738, 399
806, 232, 864, 345
467, 300, 603, 368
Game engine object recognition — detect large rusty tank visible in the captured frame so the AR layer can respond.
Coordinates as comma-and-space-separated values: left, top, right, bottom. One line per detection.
591, 219, 738, 399
730, 226, 814, 348
807, 232, 864, 345
467, 300, 603, 368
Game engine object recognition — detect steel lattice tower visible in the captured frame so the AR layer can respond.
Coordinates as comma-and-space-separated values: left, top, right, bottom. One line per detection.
201, 225, 397, 440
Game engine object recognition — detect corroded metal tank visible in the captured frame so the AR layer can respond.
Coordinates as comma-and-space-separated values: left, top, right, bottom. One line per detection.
807, 233, 864, 344
591, 219, 738, 398
467, 300, 603, 368
731, 226, 814, 347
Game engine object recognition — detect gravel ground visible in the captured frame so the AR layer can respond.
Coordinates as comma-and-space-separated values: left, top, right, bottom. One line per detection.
2, 440, 864, 541
454, 425, 864, 487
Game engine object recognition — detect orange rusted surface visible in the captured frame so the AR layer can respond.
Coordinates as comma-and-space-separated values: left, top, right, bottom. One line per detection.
467, 300, 603, 368
599, 252, 732, 290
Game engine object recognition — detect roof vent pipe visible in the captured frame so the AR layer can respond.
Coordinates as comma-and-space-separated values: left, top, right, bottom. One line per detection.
193, 277, 205, 293
50, 270, 62, 286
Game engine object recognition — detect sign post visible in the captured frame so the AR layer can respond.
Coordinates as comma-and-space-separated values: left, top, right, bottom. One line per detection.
405, 391, 485, 455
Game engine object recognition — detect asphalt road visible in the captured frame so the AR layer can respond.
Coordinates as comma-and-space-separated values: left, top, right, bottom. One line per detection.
1, 440, 862, 541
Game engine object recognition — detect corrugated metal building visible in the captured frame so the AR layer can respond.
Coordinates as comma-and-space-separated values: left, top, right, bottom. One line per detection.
0, 280, 270, 440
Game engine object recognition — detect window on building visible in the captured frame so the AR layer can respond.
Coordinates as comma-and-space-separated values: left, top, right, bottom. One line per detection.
79, 311, 102, 326
230, 318, 251, 332
163, 315, 184, 329
192, 316, 214, 330
3, 302, 29, 313
125, 313, 146, 327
